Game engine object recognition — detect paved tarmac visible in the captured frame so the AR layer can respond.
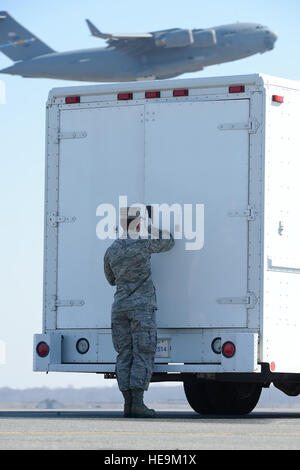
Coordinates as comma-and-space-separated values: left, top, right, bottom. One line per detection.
0, 408, 300, 450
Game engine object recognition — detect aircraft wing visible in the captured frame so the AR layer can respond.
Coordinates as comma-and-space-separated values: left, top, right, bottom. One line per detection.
86, 19, 155, 55
85, 20, 211, 56
86, 19, 153, 40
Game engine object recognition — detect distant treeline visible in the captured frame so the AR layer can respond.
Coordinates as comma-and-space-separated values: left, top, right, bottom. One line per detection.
0, 385, 186, 404
0, 384, 298, 406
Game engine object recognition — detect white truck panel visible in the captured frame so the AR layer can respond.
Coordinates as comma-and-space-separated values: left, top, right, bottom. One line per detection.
262, 84, 300, 372
145, 99, 249, 328
34, 73, 300, 379
56, 105, 145, 329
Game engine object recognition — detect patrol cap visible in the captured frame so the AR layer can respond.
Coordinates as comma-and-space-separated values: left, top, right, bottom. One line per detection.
120, 206, 141, 219
120, 206, 142, 231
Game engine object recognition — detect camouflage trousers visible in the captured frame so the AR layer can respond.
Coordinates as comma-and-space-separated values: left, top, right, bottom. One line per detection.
111, 308, 157, 391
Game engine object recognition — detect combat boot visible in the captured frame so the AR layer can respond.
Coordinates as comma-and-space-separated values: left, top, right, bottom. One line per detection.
131, 389, 156, 418
121, 390, 132, 417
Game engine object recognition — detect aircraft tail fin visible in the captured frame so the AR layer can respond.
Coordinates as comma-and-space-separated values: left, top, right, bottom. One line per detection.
0, 11, 55, 62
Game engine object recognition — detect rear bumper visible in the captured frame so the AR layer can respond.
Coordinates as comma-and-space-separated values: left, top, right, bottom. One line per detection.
33, 331, 260, 374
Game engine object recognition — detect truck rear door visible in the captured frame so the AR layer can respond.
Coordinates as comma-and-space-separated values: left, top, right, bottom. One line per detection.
55, 105, 144, 329
145, 99, 250, 328
53, 98, 250, 331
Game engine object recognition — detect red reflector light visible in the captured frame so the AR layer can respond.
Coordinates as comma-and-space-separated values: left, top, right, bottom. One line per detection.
272, 95, 284, 103
173, 89, 189, 97
270, 361, 276, 371
229, 85, 245, 94
65, 96, 80, 104
36, 341, 49, 358
145, 91, 161, 99
222, 341, 236, 358
118, 93, 133, 101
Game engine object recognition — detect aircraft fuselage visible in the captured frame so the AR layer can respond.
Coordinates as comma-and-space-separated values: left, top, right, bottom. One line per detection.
0, 23, 277, 82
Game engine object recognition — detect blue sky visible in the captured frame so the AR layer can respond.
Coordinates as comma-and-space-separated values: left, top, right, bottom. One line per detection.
0, 0, 299, 389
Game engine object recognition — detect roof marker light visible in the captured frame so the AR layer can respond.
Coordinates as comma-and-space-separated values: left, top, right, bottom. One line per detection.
173, 89, 189, 97
65, 96, 80, 104
229, 85, 245, 94
145, 91, 161, 99
272, 95, 284, 103
118, 93, 133, 101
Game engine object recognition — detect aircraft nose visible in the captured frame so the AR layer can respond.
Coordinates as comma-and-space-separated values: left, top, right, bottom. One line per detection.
264, 29, 278, 49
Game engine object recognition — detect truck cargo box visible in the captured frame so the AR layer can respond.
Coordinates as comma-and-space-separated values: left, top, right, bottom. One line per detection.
34, 74, 300, 413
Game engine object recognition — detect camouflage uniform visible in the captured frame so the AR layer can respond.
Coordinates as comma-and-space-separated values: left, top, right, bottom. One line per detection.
104, 227, 174, 391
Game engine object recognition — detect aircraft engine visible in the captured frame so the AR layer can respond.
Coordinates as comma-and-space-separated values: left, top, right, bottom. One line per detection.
155, 29, 194, 48
193, 29, 217, 47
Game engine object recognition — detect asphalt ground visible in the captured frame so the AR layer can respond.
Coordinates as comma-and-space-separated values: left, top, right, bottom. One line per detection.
0, 408, 299, 450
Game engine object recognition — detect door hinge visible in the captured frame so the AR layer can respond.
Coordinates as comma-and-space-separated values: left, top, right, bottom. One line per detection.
49, 296, 85, 311
217, 292, 257, 309
54, 130, 87, 143
49, 213, 76, 227
228, 205, 256, 221
58, 131, 87, 140
218, 118, 259, 134
267, 257, 300, 274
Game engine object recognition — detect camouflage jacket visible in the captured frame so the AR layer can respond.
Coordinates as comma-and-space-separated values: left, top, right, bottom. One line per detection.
104, 228, 175, 313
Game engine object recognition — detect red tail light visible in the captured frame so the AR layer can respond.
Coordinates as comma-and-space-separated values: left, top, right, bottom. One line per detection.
222, 341, 236, 358
36, 341, 49, 358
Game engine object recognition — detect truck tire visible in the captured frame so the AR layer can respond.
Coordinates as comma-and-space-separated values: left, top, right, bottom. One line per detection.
183, 380, 215, 414
184, 381, 262, 415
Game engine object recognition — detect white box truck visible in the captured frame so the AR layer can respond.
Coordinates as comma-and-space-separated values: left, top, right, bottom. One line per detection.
34, 73, 300, 414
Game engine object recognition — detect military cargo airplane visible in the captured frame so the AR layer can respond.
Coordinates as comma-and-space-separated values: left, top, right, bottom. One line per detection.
0, 11, 277, 82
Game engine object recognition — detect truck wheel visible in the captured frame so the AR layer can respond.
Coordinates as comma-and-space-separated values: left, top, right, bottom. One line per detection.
184, 381, 262, 415
183, 380, 215, 414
